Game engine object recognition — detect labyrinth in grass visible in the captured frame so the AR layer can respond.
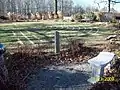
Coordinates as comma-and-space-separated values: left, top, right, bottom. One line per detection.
0, 22, 113, 50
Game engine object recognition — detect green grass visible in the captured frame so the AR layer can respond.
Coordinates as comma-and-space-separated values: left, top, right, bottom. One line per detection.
0, 22, 114, 49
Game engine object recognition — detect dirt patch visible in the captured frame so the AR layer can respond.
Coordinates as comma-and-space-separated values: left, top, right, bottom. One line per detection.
27, 63, 92, 89
52, 40, 102, 65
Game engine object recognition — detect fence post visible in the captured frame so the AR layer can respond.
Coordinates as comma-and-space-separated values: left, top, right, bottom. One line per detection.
54, 31, 60, 54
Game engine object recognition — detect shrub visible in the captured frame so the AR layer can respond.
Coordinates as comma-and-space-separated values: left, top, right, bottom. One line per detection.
96, 12, 104, 21
112, 22, 120, 29
73, 13, 83, 22
85, 12, 97, 21
110, 18, 117, 23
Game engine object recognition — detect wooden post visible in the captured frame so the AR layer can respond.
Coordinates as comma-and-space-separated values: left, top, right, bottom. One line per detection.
55, 31, 60, 54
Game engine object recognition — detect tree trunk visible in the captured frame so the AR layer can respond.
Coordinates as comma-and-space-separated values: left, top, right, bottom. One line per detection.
54, 0, 57, 15
61, 0, 63, 16
108, 0, 111, 12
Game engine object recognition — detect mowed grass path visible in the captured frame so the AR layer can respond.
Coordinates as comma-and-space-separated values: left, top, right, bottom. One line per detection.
0, 22, 113, 49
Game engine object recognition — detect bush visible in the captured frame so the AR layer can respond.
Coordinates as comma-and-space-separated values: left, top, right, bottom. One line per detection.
96, 12, 104, 21
110, 18, 117, 23
85, 12, 97, 21
112, 22, 120, 29
73, 13, 83, 22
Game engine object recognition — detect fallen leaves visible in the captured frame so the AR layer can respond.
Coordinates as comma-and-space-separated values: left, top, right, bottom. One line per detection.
3, 39, 102, 90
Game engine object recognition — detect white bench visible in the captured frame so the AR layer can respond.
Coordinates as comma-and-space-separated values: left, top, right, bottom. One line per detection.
87, 52, 115, 84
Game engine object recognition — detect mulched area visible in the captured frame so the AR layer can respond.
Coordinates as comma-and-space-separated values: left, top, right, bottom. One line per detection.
2, 39, 120, 90
1, 40, 103, 90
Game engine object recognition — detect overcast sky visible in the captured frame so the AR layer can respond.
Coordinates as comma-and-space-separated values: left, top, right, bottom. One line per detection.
73, 0, 120, 12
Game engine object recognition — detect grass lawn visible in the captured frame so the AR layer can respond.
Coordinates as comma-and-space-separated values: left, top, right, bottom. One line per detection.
0, 21, 114, 51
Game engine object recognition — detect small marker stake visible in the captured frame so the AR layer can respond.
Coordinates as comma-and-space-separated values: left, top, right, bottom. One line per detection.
54, 31, 60, 54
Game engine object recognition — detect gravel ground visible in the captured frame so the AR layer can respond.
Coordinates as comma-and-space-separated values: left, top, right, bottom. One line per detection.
27, 63, 92, 90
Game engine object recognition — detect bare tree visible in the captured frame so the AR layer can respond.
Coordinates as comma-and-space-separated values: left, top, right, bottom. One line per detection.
34, 0, 41, 12
54, 0, 57, 15
47, 0, 54, 12
0, 0, 74, 17
0, 0, 4, 14
59, 0, 74, 16
94, 0, 120, 12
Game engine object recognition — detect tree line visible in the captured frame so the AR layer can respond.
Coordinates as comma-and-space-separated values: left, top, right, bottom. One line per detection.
0, 0, 99, 16
0, 0, 120, 17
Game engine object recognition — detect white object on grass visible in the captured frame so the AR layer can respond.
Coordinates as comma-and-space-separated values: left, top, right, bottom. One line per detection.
105, 35, 117, 40
87, 52, 115, 84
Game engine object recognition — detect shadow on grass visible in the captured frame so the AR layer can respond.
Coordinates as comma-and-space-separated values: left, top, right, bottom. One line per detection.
0, 24, 111, 44
79, 34, 91, 37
